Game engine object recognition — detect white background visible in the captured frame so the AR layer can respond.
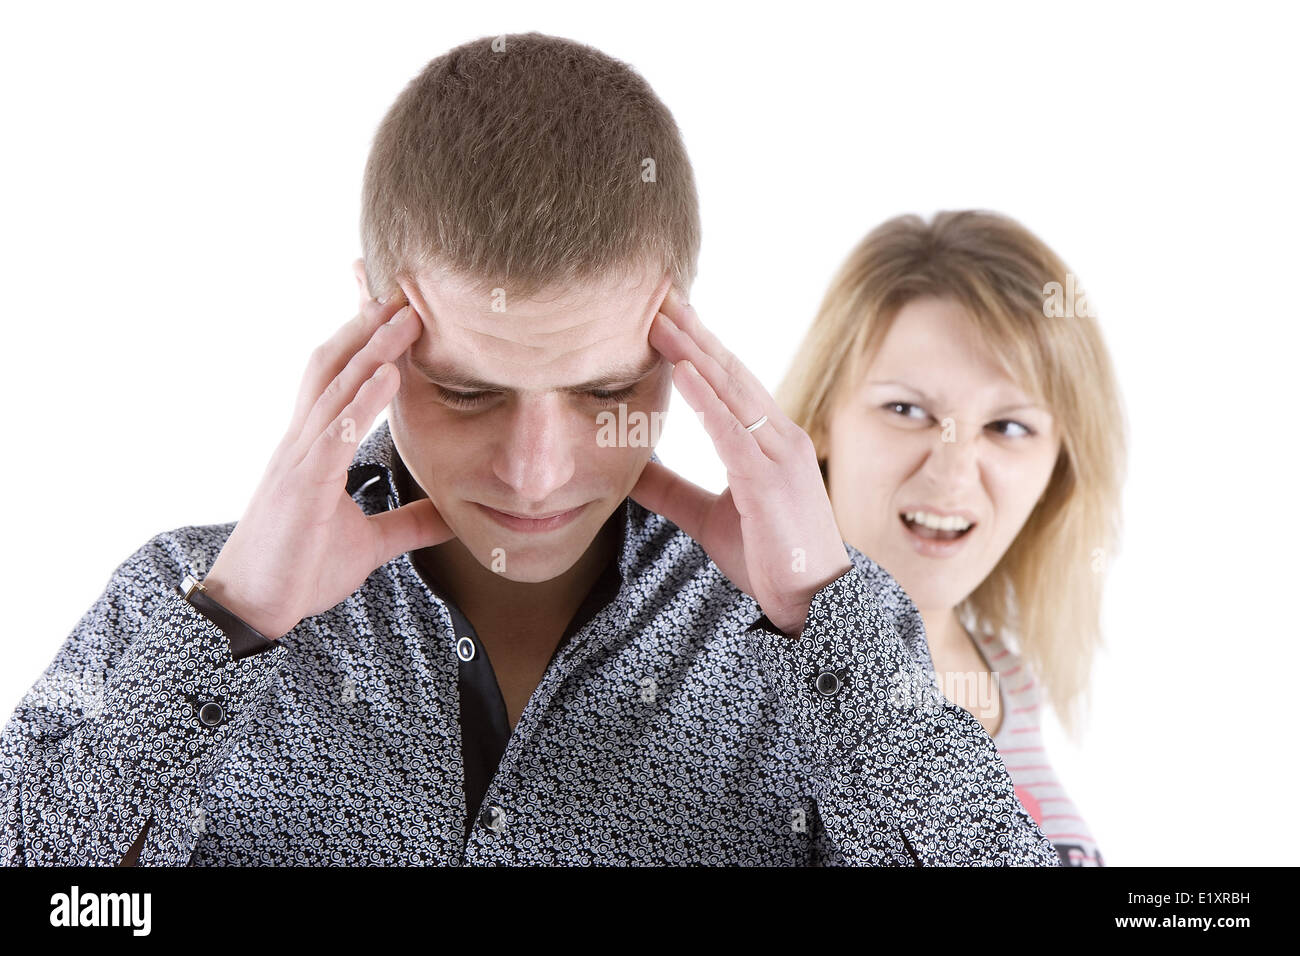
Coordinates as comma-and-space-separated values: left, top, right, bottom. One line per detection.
2, 0, 1296, 866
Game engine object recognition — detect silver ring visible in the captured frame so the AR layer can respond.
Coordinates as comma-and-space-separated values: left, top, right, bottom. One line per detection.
744, 415, 769, 433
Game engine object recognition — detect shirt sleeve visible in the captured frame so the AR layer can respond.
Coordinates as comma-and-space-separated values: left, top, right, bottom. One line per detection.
187, 585, 281, 662
0, 531, 289, 865
744, 543, 1061, 866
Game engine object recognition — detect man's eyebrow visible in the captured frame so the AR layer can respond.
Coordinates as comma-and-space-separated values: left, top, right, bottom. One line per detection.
409, 353, 664, 392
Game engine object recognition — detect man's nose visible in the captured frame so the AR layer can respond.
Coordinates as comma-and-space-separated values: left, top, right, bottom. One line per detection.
491, 396, 578, 504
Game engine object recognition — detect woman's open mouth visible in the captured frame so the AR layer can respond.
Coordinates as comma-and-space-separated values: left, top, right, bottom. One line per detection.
899, 510, 977, 556
900, 512, 973, 540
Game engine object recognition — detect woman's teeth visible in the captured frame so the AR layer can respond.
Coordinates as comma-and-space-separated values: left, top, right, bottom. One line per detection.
902, 511, 973, 540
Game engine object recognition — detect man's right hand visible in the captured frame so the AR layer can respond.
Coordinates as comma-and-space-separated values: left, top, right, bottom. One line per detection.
202, 289, 452, 640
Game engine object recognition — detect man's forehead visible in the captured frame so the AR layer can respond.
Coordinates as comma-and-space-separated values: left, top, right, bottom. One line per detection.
407, 264, 670, 329
403, 266, 672, 389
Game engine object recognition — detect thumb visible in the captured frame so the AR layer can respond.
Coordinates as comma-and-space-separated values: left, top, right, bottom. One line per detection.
370, 497, 454, 566
628, 459, 716, 542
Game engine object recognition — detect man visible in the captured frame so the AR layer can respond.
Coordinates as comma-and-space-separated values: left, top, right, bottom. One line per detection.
0, 32, 1059, 865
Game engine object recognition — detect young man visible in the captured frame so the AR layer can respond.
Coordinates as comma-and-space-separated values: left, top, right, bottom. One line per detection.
0, 33, 1060, 865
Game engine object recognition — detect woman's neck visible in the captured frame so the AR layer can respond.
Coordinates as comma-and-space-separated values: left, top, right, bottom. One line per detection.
919, 607, 971, 659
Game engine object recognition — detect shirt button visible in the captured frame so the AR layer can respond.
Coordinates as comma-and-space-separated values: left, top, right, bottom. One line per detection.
815, 671, 841, 696
456, 636, 477, 662
198, 701, 226, 726
480, 803, 506, 832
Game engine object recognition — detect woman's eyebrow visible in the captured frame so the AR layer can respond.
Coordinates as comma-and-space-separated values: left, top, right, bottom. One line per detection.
865, 379, 1046, 417
409, 352, 663, 392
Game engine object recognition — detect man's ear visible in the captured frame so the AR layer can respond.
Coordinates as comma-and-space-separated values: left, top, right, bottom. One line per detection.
352, 257, 374, 307
655, 274, 675, 313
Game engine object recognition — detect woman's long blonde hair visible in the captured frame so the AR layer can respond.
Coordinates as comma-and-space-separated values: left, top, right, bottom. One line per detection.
775, 210, 1127, 739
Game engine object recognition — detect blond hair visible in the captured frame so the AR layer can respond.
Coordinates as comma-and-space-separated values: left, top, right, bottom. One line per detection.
775, 211, 1127, 739
360, 32, 700, 303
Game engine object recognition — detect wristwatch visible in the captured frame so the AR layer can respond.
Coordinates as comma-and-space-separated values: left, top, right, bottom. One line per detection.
178, 573, 278, 661
179, 572, 206, 601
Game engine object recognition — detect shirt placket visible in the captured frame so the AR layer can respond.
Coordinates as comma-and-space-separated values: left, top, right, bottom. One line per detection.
461, 591, 625, 864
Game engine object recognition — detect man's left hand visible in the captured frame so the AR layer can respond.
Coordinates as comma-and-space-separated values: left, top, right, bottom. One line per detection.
628, 286, 852, 637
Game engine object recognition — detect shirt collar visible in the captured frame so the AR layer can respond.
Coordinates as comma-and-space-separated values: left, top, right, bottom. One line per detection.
344, 418, 668, 589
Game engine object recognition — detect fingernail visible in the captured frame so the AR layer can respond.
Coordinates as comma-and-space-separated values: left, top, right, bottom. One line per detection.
387, 305, 408, 324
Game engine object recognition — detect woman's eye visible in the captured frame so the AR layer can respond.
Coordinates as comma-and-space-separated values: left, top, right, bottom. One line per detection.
883, 402, 1036, 438
988, 420, 1035, 438
885, 401, 929, 421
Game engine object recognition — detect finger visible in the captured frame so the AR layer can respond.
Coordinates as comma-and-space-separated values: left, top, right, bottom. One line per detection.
659, 287, 797, 442
627, 458, 717, 542
369, 497, 454, 567
649, 309, 785, 459
293, 305, 424, 466
299, 360, 402, 486
288, 288, 409, 438
672, 359, 770, 475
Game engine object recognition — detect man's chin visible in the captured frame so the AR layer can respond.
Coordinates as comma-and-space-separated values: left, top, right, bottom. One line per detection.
465, 540, 584, 583
455, 507, 615, 581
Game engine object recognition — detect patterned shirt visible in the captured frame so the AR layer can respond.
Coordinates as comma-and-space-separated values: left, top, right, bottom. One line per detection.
1, 420, 1061, 866
977, 630, 1105, 865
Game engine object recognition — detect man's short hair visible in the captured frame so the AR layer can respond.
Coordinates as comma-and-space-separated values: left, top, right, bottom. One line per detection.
360, 32, 700, 302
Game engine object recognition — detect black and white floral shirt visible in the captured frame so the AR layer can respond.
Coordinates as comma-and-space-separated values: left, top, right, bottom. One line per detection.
1, 421, 1061, 866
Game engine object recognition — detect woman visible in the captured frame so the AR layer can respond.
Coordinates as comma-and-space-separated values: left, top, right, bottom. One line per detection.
776, 210, 1126, 866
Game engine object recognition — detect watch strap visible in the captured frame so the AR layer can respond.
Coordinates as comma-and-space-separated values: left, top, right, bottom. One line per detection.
178, 574, 279, 661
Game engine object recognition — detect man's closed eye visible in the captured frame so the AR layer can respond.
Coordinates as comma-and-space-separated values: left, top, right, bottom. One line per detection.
434, 383, 641, 411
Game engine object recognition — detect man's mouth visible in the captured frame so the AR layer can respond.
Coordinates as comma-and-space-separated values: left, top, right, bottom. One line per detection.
476, 502, 588, 533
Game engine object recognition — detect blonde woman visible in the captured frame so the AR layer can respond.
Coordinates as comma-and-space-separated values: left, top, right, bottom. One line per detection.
776, 210, 1126, 866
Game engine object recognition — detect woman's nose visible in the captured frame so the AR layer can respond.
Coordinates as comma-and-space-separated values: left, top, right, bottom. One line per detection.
923, 416, 981, 477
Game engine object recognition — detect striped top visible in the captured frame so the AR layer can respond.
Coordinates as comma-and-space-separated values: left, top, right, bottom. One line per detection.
973, 629, 1105, 867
